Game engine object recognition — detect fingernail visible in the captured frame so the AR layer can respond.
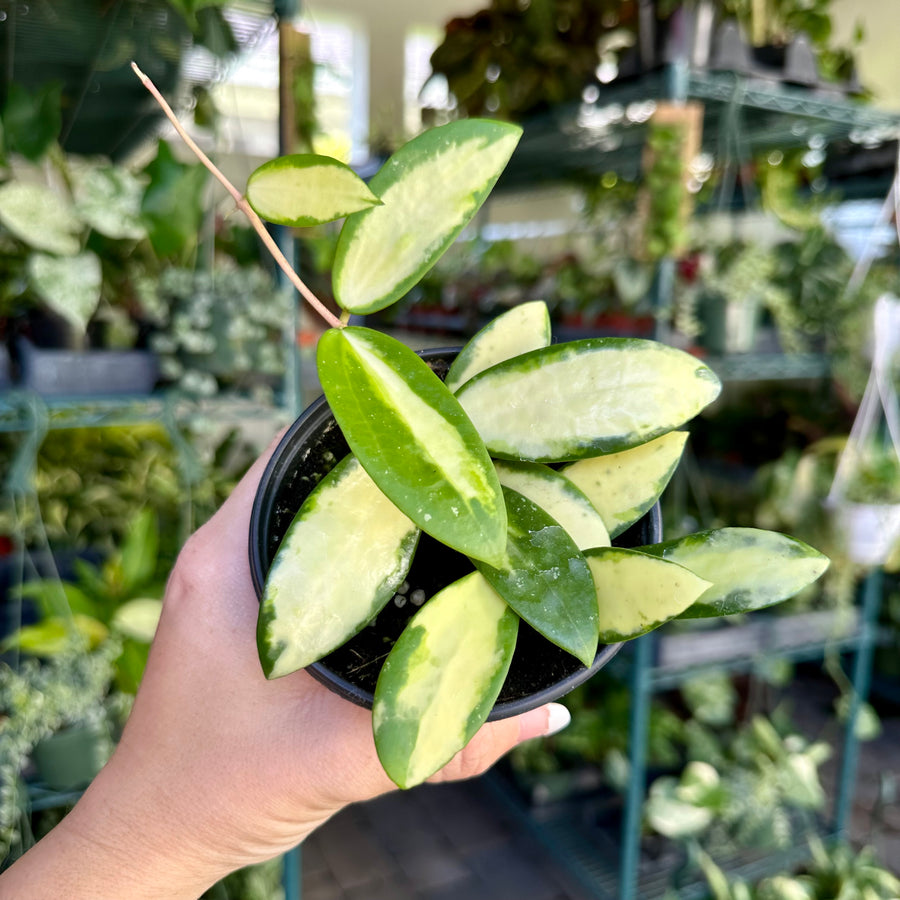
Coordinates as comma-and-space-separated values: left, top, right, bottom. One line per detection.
543, 702, 571, 737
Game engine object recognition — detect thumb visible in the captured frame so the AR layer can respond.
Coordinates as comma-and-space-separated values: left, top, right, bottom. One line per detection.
429, 702, 571, 784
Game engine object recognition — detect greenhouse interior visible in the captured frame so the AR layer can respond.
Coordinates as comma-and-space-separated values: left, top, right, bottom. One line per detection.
3, 0, 900, 898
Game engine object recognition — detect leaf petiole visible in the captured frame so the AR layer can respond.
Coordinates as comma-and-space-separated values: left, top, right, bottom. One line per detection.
131, 62, 343, 331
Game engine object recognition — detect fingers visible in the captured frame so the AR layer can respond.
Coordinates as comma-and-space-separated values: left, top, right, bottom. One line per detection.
430, 702, 571, 784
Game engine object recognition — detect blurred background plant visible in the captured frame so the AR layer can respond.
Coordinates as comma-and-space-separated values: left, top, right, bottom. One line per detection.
0, 639, 126, 866
3, 509, 164, 695
0, 423, 258, 560
145, 264, 292, 400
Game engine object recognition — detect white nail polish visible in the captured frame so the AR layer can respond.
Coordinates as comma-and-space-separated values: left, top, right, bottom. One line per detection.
544, 703, 571, 737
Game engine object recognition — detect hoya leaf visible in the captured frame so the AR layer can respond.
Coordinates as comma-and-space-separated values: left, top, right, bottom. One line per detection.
457, 339, 721, 462
585, 547, 711, 643
472, 486, 598, 666
562, 431, 688, 537
494, 459, 610, 550
373, 570, 518, 789
640, 527, 830, 618
317, 327, 507, 566
27, 251, 102, 334
0, 181, 83, 255
445, 300, 552, 393
246, 154, 381, 227
333, 119, 522, 314
258, 454, 420, 678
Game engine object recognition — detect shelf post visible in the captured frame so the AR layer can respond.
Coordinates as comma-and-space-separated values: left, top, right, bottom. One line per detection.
833, 567, 883, 836
281, 844, 302, 900
620, 631, 656, 900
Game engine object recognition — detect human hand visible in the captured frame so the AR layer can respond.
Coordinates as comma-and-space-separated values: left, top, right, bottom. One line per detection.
0, 431, 570, 900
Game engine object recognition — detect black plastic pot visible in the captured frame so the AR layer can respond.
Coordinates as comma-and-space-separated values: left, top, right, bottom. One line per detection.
248, 348, 662, 720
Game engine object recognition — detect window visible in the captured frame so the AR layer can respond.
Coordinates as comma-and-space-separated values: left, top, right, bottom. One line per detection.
193, 8, 369, 163
404, 27, 451, 138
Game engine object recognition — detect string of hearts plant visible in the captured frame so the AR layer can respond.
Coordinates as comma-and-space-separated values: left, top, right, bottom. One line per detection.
134, 64, 829, 790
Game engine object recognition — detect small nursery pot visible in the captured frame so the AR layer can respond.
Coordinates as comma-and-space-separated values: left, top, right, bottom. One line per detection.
249, 348, 661, 721
32, 722, 111, 792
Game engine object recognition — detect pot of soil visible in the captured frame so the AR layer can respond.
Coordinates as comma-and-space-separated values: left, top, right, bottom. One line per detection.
248, 348, 661, 721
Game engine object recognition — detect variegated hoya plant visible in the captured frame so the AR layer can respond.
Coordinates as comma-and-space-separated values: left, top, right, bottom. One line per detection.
136, 66, 829, 790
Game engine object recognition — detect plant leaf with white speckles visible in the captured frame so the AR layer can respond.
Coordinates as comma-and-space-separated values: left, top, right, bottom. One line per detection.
472, 486, 598, 667
457, 339, 720, 463
585, 547, 711, 643
640, 527, 830, 618
445, 300, 551, 393
494, 459, 610, 550
562, 431, 688, 537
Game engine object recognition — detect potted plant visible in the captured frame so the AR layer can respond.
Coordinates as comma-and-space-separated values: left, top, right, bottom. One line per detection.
830, 440, 900, 567
0, 640, 127, 866
136, 65, 829, 790
0, 85, 217, 394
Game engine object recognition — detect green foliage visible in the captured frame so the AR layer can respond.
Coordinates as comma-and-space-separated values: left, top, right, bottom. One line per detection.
646, 712, 831, 854
697, 838, 900, 900
644, 122, 689, 261
509, 673, 685, 782
841, 441, 900, 505
140, 140, 210, 262
0, 641, 126, 864
5, 509, 164, 694
0, 83, 62, 164
0, 86, 213, 340
428, 0, 618, 121
0, 422, 258, 569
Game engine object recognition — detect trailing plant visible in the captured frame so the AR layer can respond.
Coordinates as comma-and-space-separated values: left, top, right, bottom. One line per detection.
147, 264, 292, 399
136, 64, 829, 790
0, 640, 125, 866
643, 120, 691, 262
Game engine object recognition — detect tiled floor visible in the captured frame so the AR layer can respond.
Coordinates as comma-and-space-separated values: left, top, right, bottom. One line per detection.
301, 673, 900, 900
301, 778, 591, 900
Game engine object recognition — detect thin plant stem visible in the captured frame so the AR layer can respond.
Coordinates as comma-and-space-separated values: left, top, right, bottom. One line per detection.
131, 62, 343, 331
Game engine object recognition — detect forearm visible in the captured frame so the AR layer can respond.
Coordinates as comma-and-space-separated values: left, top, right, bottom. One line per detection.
0, 764, 235, 900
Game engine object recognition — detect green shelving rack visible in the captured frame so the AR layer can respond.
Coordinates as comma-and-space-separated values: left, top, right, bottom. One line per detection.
491, 58, 900, 900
